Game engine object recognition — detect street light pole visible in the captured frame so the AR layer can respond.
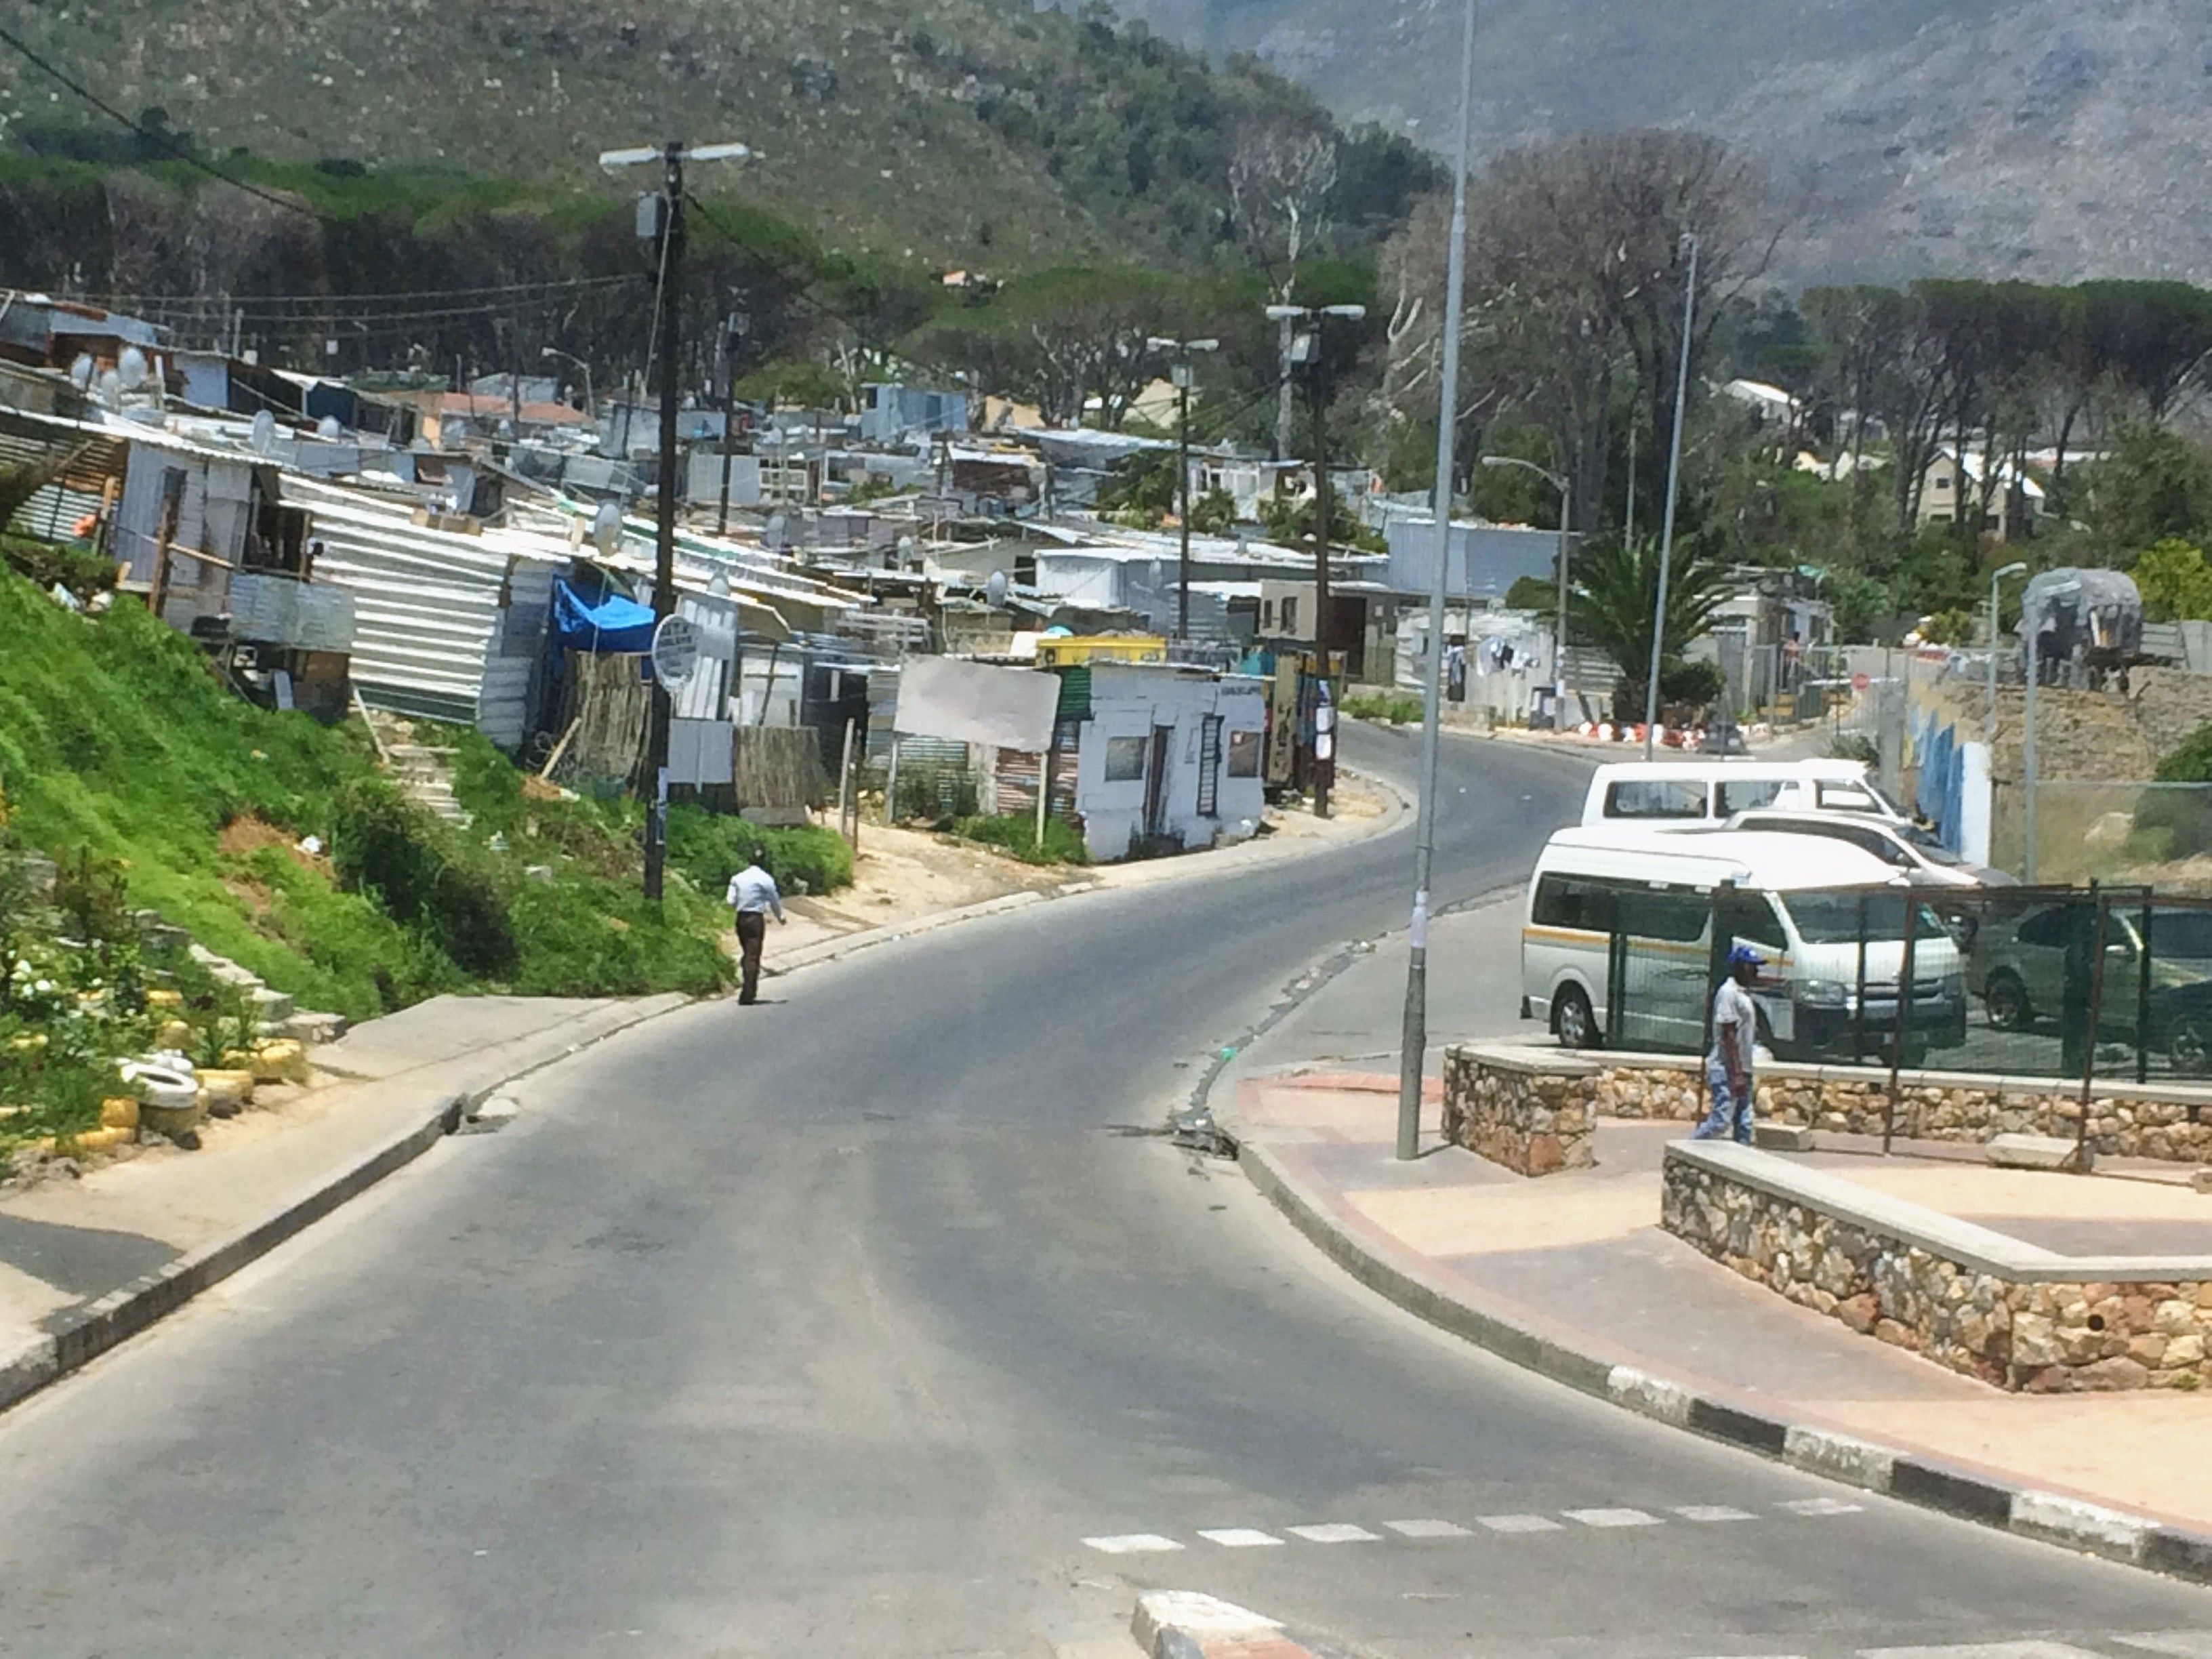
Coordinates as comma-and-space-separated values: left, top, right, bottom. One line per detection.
1986, 560, 2026, 746
540, 346, 594, 422
598, 136, 748, 901
1642, 231, 1699, 760
1147, 336, 1219, 642
1480, 455, 1572, 720
1395, 0, 1477, 1164
2022, 576, 2076, 884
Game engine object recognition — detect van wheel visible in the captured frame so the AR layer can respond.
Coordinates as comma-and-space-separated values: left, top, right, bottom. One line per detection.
1985, 970, 2032, 1032
1553, 985, 1599, 1051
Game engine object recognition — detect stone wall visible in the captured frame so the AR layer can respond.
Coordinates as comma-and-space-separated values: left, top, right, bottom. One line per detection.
1916, 667, 2212, 786
1448, 1044, 2212, 1164
1662, 1149, 2212, 1393
1439, 1046, 1599, 1175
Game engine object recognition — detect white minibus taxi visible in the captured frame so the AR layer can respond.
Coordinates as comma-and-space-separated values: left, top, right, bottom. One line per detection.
1580, 758, 1906, 828
1521, 826, 1968, 1062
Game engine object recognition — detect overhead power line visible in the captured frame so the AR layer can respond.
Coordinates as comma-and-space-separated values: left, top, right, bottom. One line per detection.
76, 274, 644, 314
0, 24, 326, 224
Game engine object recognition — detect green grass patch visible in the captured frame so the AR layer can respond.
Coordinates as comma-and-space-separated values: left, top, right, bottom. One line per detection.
950, 813, 1090, 866
1344, 692, 1425, 725
664, 806, 855, 899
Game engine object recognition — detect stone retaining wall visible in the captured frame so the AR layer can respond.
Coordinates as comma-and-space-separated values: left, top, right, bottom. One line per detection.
1439, 1048, 1598, 1175
1662, 1148, 2212, 1393
1447, 1044, 2212, 1164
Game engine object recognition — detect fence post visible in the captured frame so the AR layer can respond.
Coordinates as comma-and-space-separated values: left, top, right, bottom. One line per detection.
885, 735, 901, 825
1853, 891, 1870, 1067
1607, 919, 1626, 1053
1884, 893, 1917, 1155
2077, 886, 2111, 1172
2135, 890, 2154, 1086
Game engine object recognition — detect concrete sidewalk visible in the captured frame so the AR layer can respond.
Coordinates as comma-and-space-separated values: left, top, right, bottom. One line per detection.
1212, 894, 2212, 1580
0, 991, 685, 1414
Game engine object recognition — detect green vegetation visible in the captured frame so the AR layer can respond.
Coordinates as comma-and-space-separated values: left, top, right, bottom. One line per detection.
0, 562, 733, 1029
951, 813, 1090, 866
664, 806, 855, 899
1344, 692, 1424, 724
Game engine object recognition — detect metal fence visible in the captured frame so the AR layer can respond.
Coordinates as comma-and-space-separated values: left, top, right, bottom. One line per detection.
1991, 780, 2212, 886
1599, 878, 2212, 1097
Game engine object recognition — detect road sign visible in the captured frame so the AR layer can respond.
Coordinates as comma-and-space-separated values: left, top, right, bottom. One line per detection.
651, 615, 702, 688
1851, 671, 1870, 693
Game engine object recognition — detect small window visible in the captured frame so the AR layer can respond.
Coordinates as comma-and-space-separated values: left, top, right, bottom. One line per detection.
1282, 596, 1299, 634
1617, 883, 1709, 943
1605, 779, 1708, 819
1103, 735, 1148, 782
1225, 728, 1261, 777
1933, 475, 1951, 492
1262, 599, 1275, 629
1533, 874, 1618, 933
1715, 779, 1784, 815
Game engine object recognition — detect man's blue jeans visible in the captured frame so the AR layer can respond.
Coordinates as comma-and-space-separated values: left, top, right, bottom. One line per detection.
1692, 1063, 1754, 1143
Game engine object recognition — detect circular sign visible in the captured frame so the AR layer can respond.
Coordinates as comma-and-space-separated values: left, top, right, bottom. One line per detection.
1851, 671, 1870, 693
651, 615, 702, 688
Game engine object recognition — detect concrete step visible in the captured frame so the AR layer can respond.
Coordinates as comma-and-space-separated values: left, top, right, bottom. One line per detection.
286, 1010, 349, 1046
247, 985, 296, 1024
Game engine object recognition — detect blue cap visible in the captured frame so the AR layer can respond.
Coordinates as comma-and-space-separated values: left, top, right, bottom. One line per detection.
1728, 945, 1765, 968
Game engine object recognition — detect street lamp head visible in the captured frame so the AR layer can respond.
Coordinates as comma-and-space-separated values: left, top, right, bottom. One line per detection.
1320, 304, 1367, 321
1187, 338, 1220, 353
1994, 560, 2028, 580
1263, 304, 1307, 322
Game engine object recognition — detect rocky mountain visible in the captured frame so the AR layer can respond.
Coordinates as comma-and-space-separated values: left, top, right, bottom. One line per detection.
1101, 0, 2212, 284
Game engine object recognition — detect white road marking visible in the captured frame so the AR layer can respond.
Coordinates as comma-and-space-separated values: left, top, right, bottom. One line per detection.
1673, 1504, 1759, 1522
1778, 1497, 1865, 1516
1384, 1519, 1474, 1538
1081, 1534, 1183, 1555
1563, 1507, 1663, 1528
1475, 1513, 1564, 1533
1286, 1523, 1382, 1543
1858, 1644, 2108, 1658
1195, 1528, 1284, 1548
2116, 1641, 2212, 1658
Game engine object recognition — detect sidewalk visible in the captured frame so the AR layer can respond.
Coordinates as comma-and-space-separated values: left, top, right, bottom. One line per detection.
0, 991, 684, 1413
1212, 897, 2212, 1578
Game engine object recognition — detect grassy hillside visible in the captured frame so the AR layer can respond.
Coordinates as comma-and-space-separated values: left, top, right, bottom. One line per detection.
0, 554, 738, 1022
0, 0, 1407, 272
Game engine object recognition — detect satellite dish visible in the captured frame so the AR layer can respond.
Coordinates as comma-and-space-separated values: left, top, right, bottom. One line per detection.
116, 346, 149, 390
651, 615, 702, 689
764, 512, 788, 553
707, 570, 731, 598
249, 411, 278, 453
985, 570, 1009, 607
96, 368, 123, 405
68, 354, 95, 390
316, 414, 342, 441
591, 500, 622, 555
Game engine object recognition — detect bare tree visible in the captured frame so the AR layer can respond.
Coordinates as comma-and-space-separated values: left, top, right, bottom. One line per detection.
1230, 121, 1338, 458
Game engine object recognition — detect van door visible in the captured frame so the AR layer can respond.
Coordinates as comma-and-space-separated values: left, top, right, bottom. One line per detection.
1609, 882, 1712, 1052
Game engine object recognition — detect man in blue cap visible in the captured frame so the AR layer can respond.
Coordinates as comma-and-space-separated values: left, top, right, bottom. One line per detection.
1693, 945, 1763, 1143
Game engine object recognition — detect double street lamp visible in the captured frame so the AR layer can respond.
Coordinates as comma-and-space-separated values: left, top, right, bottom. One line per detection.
1480, 455, 1573, 716
539, 346, 595, 422
1145, 334, 1219, 642
1266, 301, 1367, 818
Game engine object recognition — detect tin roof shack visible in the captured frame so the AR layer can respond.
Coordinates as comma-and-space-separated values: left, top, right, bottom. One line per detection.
1073, 662, 1267, 862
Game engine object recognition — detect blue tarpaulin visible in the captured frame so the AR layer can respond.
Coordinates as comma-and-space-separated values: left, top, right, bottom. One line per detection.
552, 577, 655, 653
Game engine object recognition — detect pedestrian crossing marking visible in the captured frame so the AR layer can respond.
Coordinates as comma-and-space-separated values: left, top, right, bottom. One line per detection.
1195, 1528, 1284, 1548
1563, 1507, 1663, 1528
1475, 1513, 1564, 1533
1384, 1519, 1473, 1538
1080, 1534, 1183, 1554
1285, 1523, 1382, 1543
1859, 1645, 2107, 1658
1778, 1497, 1864, 1516
1673, 1504, 1759, 1522
2117, 1641, 2212, 1658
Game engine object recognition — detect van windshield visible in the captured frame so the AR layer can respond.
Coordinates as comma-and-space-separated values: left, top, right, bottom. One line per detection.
1785, 892, 1946, 944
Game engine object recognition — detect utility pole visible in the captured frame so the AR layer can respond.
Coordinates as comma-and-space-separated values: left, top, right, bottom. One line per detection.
1395, 0, 1477, 1164
1986, 560, 2026, 745
1642, 232, 1699, 760
598, 137, 749, 901
1147, 335, 1219, 641
1267, 301, 1366, 817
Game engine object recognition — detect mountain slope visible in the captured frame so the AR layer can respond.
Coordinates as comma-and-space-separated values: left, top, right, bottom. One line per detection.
1104, 0, 2212, 283
0, 0, 1361, 270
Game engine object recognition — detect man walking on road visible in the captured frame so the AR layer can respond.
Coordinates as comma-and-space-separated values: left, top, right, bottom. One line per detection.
1692, 945, 1762, 1143
725, 847, 785, 1006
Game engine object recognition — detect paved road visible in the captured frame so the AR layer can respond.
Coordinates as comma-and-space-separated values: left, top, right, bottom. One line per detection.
1, 725, 2209, 1658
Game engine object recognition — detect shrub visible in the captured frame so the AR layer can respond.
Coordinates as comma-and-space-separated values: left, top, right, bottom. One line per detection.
664, 806, 853, 897
951, 813, 1089, 866
1344, 692, 1423, 724
330, 778, 517, 977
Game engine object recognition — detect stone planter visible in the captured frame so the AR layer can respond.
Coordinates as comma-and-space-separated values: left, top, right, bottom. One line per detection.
100, 1096, 140, 1132
196, 1069, 256, 1115
139, 1093, 206, 1139
250, 1039, 309, 1085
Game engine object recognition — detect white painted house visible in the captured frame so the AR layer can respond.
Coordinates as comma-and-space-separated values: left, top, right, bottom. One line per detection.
1071, 662, 1268, 861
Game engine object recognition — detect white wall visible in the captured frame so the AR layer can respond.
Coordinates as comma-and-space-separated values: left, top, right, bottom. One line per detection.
1073, 665, 1267, 861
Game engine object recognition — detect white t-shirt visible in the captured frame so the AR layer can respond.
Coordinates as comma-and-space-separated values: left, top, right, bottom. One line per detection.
1709, 978, 1757, 1076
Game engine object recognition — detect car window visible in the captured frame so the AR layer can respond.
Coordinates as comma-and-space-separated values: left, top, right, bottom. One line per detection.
2015, 906, 2074, 949
1715, 779, 1784, 815
1616, 882, 1709, 942
1785, 893, 1946, 945
1721, 894, 1788, 951
1532, 874, 1617, 932
1605, 779, 1707, 819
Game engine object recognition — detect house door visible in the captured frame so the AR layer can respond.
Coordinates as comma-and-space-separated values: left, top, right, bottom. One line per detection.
1143, 724, 1174, 838
1196, 714, 1223, 817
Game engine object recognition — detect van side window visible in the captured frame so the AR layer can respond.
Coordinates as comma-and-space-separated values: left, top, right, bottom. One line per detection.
1605, 779, 1707, 819
1715, 780, 1784, 815
1533, 875, 1617, 932
1616, 883, 1708, 942
1721, 893, 1788, 951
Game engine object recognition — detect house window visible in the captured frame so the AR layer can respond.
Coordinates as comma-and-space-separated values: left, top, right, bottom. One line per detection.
1226, 729, 1261, 777
1282, 596, 1299, 634
1933, 475, 1950, 492
1262, 599, 1275, 629
1103, 735, 1149, 782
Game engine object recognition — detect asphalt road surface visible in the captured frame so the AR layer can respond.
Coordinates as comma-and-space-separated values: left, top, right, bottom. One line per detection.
2, 724, 2209, 1658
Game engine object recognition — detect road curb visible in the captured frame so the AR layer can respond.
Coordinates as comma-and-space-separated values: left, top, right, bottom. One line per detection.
1132, 1591, 1315, 1659
1233, 1137, 2212, 1587
771, 765, 1414, 982
0, 994, 687, 1420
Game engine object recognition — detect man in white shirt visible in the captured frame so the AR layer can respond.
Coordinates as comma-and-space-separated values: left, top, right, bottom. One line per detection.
1692, 945, 1762, 1143
724, 848, 785, 1006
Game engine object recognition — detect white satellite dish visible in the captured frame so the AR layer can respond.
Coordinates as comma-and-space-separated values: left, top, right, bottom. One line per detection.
764, 512, 788, 553
96, 368, 123, 405
985, 570, 1009, 607
249, 410, 278, 453
68, 354, 95, 390
116, 346, 149, 390
591, 500, 622, 555
316, 414, 342, 441
651, 615, 702, 689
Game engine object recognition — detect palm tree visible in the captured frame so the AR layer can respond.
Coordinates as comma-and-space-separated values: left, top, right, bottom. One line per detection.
1568, 533, 1736, 722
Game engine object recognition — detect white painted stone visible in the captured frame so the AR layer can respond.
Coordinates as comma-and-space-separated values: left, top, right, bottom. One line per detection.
1608, 1364, 1694, 1426
1782, 1427, 1896, 1491
2009, 1490, 2152, 1556
1130, 1591, 1280, 1652
1986, 1132, 2091, 1172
